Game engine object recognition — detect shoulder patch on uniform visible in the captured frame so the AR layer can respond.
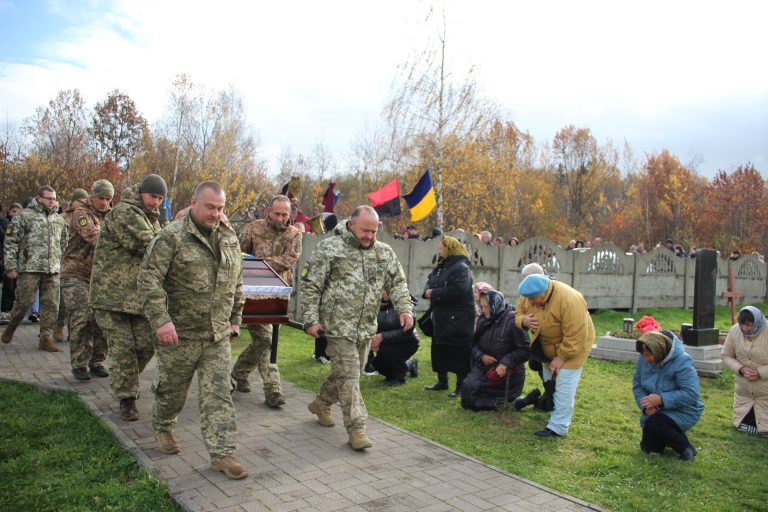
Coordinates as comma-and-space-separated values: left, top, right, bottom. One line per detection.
77, 215, 88, 227
300, 262, 311, 280
5, 225, 11, 236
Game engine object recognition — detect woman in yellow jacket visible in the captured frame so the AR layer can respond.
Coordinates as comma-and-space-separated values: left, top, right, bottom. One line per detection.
516, 274, 595, 437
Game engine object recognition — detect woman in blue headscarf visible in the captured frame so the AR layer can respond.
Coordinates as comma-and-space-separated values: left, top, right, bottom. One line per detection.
721, 306, 768, 436
460, 290, 530, 411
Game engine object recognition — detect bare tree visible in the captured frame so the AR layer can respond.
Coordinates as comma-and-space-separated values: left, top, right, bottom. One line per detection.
382, 9, 496, 229
91, 89, 148, 171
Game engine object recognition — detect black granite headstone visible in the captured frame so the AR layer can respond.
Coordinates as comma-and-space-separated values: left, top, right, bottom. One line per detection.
683, 249, 720, 346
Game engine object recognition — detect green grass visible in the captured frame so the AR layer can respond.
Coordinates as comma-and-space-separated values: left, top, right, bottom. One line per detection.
232, 303, 768, 512
0, 381, 177, 512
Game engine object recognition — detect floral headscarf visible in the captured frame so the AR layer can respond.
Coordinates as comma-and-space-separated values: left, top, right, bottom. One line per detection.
740, 306, 766, 337
483, 290, 507, 323
438, 236, 469, 264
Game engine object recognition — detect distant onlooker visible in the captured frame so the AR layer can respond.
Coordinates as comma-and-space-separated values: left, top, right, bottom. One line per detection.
575, 240, 585, 248
664, 239, 675, 252
566, 240, 576, 251
674, 245, 686, 258
729, 250, 741, 261
592, 237, 603, 247
492, 236, 503, 246
689, 247, 697, 258
479, 231, 493, 245
406, 225, 421, 240
508, 237, 519, 247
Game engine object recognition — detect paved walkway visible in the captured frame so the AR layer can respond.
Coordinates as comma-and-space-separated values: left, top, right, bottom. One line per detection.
0, 324, 604, 512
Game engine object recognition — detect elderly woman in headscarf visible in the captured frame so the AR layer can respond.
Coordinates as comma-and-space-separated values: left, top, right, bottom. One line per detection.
721, 306, 768, 436
473, 282, 494, 329
460, 290, 529, 411
422, 236, 475, 397
633, 330, 704, 461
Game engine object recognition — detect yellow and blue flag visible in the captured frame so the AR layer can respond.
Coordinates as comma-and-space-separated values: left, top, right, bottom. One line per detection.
402, 170, 436, 223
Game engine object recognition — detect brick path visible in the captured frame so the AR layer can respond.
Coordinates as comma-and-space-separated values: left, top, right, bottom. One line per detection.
0, 324, 604, 512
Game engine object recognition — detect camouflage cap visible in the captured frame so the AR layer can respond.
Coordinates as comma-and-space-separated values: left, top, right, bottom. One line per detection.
71, 188, 89, 202
90, 179, 115, 198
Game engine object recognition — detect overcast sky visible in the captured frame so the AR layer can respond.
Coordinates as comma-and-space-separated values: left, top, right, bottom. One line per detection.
1, 0, 766, 178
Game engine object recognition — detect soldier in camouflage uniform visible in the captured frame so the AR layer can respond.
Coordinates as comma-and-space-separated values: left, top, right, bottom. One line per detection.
302, 206, 413, 450
61, 180, 113, 381
90, 174, 166, 421
53, 188, 89, 342
138, 181, 248, 480
2, 186, 67, 351
231, 195, 301, 407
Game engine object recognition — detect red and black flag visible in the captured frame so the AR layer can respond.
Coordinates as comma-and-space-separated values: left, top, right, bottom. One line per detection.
322, 180, 338, 213
368, 178, 401, 218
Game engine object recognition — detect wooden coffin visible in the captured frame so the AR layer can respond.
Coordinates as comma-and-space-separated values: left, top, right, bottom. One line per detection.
241, 257, 292, 325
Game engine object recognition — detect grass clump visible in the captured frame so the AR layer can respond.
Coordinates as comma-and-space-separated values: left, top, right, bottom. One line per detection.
0, 381, 177, 512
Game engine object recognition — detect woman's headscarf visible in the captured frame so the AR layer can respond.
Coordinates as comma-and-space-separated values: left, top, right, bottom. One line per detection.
437, 235, 469, 266
483, 290, 507, 323
740, 306, 766, 337
637, 331, 672, 364
473, 282, 495, 317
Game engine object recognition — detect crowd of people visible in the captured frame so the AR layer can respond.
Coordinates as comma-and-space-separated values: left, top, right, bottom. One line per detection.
1, 177, 767, 483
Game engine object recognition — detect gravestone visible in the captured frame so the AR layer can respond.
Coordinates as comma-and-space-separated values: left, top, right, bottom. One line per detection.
682, 249, 720, 346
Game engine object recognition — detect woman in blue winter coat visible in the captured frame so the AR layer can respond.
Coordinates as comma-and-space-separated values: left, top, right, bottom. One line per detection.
632, 330, 704, 461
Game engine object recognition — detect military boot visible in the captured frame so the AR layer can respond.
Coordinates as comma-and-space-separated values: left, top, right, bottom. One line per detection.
71, 368, 91, 381
234, 378, 251, 393
1, 326, 15, 344
119, 397, 139, 421
154, 430, 180, 454
53, 325, 65, 343
265, 392, 286, 408
348, 430, 373, 450
211, 456, 248, 480
38, 336, 61, 352
308, 400, 334, 427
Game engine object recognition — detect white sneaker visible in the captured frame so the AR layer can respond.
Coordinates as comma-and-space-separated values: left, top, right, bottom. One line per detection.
0, 312, 9, 325
315, 356, 331, 364
362, 370, 379, 377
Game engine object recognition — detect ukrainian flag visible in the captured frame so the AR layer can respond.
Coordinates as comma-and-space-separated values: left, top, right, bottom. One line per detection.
403, 170, 436, 223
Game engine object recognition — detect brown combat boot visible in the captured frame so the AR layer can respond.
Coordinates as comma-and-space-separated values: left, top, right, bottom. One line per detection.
1, 326, 14, 344
38, 336, 61, 352
265, 392, 286, 408
154, 430, 181, 454
348, 430, 373, 450
53, 325, 65, 343
119, 397, 139, 421
211, 456, 248, 480
308, 400, 334, 427
234, 378, 251, 393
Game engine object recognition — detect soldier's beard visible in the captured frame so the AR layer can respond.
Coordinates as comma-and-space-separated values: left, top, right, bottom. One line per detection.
269, 218, 287, 231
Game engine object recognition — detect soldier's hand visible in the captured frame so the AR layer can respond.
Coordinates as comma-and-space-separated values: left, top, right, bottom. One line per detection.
156, 322, 179, 346
306, 323, 325, 338
5, 271, 18, 279
399, 313, 414, 331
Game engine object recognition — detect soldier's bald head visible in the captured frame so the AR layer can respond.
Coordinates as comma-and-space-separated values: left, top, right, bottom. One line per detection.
349, 205, 379, 249
351, 205, 378, 222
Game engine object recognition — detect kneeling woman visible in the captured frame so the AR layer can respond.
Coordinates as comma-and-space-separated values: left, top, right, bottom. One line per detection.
633, 330, 704, 460
461, 291, 530, 411
369, 290, 419, 385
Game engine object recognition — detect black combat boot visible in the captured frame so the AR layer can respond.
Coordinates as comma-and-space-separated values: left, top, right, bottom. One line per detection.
424, 372, 448, 391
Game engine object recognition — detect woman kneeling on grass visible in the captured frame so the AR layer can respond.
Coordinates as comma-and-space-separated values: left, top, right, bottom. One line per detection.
633, 330, 704, 461
720, 306, 768, 437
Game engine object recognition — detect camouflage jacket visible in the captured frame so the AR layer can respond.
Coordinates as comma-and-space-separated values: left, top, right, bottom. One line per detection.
240, 219, 302, 285
89, 186, 161, 314
300, 219, 413, 341
138, 214, 244, 342
3, 199, 67, 274
61, 198, 110, 282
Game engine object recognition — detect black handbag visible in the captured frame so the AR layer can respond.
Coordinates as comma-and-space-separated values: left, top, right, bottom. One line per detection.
417, 307, 434, 337
529, 338, 552, 364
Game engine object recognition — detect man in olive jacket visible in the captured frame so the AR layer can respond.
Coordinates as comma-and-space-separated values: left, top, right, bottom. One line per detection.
2, 186, 67, 351
301, 206, 413, 450
138, 181, 247, 480
90, 174, 165, 421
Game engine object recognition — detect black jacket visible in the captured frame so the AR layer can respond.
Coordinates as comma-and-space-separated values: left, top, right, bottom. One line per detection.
472, 305, 530, 370
377, 300, 419, 346
424, 255, 474, 347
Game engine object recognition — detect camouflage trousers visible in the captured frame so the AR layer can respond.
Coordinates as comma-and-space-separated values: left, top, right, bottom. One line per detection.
6, 272, 59, 339
61, 278, 107, 370
316, 336, 371, 433
231, 323, 282, 396
55, 287, 67, 334
152, 335, 237, 461
94, 310, 154, 399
